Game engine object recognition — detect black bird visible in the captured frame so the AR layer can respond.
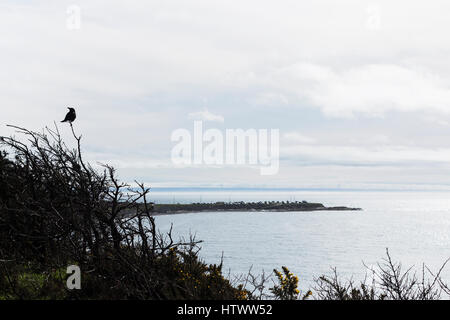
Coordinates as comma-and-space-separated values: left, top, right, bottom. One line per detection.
61, 107, 76, 123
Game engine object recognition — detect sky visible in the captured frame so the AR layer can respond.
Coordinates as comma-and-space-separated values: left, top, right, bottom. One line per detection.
2, 1, 450, 190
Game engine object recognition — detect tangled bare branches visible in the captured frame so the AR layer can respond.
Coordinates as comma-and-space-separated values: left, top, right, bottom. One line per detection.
314, 249, 450, 300
0, 124, 243, 299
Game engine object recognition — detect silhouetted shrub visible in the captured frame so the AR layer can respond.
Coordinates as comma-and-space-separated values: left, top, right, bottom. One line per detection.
314, 249, 450, 300
0, 125, 246, 299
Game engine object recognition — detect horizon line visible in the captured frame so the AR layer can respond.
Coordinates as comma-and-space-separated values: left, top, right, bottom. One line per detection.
147, 186, 450, 193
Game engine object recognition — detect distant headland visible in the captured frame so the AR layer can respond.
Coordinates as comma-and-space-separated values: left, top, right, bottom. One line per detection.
148, 201, 361, 215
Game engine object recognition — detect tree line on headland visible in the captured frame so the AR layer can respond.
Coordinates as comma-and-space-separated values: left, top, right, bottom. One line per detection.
146, 201, 360, 215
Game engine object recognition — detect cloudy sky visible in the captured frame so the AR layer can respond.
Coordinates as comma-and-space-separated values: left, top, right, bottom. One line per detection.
3, 0, 450, 190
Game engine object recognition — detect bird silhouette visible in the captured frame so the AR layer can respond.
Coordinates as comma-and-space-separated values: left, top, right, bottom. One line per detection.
61, 107, 76, 123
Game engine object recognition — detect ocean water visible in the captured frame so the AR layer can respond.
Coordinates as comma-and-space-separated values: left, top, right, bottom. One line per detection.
151, 190, 450, 293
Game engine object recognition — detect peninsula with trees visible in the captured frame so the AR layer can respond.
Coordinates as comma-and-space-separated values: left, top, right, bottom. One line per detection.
147, 200, 361, 215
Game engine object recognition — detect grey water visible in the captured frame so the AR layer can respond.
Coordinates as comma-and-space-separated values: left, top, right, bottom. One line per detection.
151, 190, 450, 292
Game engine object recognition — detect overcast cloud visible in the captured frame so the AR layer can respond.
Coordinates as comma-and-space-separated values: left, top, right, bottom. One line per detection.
2, 1, 450, 190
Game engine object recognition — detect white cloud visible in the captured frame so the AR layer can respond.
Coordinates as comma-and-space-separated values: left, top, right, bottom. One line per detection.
261, 63, 450, 118
3, 1, 450, 188
282, 144, 450, 165
282, 132, 316, 144
249, 92, 289, 107
188, 108, 224, 122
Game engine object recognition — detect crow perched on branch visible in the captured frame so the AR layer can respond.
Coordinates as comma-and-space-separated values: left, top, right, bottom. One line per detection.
61, 107, 76, 123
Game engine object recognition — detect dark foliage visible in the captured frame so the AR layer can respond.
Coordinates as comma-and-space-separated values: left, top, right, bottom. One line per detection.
0, 125, 245, 299
314, 249, 450, 300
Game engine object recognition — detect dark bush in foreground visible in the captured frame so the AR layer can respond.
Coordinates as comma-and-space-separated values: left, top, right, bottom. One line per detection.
313, 249, 450, 300
0, 125, 246, 299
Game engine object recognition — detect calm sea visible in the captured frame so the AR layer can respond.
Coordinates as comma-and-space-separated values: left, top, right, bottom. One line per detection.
151, 190, 450, 293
